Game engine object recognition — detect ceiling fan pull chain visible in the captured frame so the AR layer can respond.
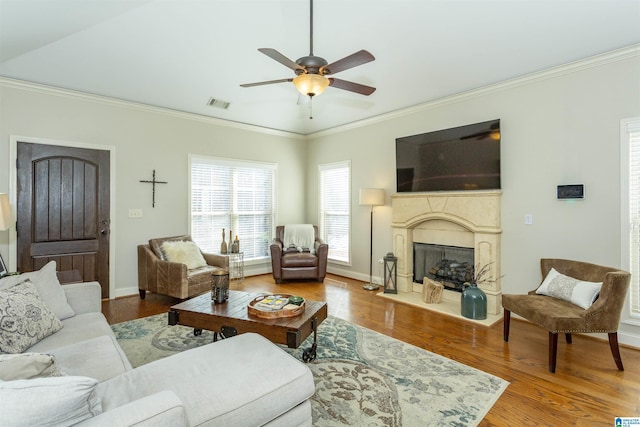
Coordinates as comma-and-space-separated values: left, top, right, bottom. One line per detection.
308, 95, 314, 119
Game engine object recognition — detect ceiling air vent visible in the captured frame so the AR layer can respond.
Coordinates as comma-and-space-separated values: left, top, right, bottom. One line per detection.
207, 98, 230, 109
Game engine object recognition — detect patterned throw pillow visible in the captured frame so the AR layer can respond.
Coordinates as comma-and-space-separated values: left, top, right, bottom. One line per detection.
0, 260, 75, 320
535, 268, 602, 309
0, 279, 64, 353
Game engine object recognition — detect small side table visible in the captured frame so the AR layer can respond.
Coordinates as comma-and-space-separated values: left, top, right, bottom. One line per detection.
221, 252, 244, 284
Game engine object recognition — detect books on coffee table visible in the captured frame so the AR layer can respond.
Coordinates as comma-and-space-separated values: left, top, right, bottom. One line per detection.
254, 295, 290, 311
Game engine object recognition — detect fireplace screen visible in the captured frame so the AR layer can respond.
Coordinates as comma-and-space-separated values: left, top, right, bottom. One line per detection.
413, 243, 474, 292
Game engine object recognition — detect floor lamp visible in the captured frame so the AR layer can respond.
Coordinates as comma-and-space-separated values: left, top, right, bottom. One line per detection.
359, 188, 385, 290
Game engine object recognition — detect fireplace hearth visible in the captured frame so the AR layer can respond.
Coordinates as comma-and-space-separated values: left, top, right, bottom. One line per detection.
388, 190, 502, 318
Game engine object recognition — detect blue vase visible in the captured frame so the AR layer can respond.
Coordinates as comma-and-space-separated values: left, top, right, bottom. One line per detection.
461, 283, 487, 320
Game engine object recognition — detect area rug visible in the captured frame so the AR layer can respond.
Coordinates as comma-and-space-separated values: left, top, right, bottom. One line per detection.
112, 314, 508, 426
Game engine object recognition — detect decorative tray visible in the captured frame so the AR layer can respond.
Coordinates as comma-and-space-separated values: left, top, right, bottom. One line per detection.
247, 294, 306, 319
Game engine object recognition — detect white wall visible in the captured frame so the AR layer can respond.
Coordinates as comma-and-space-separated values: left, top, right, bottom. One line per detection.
306, 48, 640, 345
0, 80, 307, 297
2, 47, 640, 346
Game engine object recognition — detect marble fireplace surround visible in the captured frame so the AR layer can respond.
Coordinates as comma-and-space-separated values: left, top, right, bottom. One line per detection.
386, 190, 502, 322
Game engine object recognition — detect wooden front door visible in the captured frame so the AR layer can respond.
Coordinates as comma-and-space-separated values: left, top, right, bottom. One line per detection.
17, 142, 110, 298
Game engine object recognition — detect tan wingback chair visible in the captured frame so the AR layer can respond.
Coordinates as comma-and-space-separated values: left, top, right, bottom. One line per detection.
502, 258, 630, 373
270, 225, 328, 284
137, 235, 229, 299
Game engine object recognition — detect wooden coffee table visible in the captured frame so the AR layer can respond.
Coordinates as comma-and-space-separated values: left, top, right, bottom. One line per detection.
168, 290, 328, 362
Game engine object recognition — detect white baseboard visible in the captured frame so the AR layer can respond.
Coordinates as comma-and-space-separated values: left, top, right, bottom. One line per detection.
618, 331, 640, 349
328, 265, 381, 286
114, 286, 139, 298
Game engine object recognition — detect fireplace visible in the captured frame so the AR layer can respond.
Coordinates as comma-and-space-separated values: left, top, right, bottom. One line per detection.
414, 243, 474, 292
390, 190, 502, 316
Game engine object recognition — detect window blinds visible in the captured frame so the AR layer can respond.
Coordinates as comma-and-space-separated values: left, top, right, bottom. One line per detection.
319, 161, 350, 263
190, 156, 276, 261
626, 119, 640, 317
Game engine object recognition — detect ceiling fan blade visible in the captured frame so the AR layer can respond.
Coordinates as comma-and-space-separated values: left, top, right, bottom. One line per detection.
321, 50, 375, 75
258, 48, 304, 71
240, 78, 293, 88
329, 78, 376, 96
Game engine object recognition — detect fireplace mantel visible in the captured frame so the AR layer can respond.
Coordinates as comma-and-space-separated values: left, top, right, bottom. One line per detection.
390, 190, 502, 316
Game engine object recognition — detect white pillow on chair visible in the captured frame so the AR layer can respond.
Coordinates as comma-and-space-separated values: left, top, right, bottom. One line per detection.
161, 241, 208, 270
536, 268, 602, 309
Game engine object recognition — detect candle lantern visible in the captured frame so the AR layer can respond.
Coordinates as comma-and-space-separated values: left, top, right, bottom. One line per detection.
383, 252, 398, 294
211, 270, 230, 303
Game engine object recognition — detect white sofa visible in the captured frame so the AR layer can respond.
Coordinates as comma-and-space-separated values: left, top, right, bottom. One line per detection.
0, 263, 315, 426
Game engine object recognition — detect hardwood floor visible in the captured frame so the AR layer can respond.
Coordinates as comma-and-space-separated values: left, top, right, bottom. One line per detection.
102, 273, 640, 426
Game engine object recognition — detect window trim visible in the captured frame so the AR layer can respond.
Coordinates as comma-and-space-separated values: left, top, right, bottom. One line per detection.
318, 160, 351, 266
621, 117, 640, 324
189, 154, 277, 262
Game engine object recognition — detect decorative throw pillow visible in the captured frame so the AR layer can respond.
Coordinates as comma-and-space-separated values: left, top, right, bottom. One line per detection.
0, 376, 102, 426
536, 268, 602, 309
161, 240, 207, 270
0, 279, 64, 353
0, 260, 75, 320
0, 352, 65, 381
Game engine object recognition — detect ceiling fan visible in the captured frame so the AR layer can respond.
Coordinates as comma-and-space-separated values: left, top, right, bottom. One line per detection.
240, 0, 376, 99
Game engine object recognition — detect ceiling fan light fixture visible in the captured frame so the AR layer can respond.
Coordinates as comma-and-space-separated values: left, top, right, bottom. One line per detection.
293, 73, 329, 97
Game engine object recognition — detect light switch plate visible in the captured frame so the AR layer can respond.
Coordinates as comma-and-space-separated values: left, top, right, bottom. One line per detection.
128, 209, 143, 218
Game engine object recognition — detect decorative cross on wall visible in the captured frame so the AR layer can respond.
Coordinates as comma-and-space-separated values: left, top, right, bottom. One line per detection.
139, 169, 168, 208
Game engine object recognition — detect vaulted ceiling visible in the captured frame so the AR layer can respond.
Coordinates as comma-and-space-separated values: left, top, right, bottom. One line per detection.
1, 0, 639, 135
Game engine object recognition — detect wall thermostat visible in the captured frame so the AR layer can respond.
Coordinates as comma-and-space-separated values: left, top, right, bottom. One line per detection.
557, 184, 584, 200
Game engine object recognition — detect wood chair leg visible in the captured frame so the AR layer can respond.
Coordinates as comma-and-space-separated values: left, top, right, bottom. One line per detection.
608, 332, 624, 371
549, 332, 558, 373
139, 289, 146, 299
503, 309, 511, 342
565, 333, 572, 344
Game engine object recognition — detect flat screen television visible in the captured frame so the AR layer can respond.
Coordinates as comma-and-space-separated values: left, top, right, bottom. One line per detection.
396, 119, 501, 192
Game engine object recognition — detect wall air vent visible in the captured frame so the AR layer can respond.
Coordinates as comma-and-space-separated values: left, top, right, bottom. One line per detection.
207, 98, 230, 109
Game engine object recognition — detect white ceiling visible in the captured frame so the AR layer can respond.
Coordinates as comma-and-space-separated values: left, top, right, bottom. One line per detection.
1, 0, 639, 135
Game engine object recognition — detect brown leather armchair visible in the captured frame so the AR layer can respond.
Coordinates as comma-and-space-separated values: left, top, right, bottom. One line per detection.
270, 225, 328, 284
502, 258, 630, 373
138, 235, 228, 299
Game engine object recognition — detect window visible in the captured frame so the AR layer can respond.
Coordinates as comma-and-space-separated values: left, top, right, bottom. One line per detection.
319, 161, 350, 263
623, 118, 640, 318
190, 156, 276, 261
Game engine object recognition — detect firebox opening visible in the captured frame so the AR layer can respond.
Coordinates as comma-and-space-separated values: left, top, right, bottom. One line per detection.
413, 243, 474, 292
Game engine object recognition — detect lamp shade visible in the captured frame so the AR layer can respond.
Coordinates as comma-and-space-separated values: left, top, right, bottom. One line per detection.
0, 193, 13, 231
293, 74, 330, 97
359, 188, 385, 206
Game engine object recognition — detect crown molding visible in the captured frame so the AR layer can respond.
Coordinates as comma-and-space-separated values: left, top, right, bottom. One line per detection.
308, 43, 640, 140
0, 77, 305, 140
2, 43, 638, 141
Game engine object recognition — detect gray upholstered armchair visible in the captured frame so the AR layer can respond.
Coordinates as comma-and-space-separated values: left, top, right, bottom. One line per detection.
502, 258, 630, 373
138, 235, 228, 299
270, 225, 328, 284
